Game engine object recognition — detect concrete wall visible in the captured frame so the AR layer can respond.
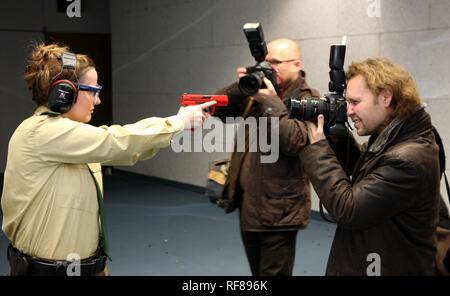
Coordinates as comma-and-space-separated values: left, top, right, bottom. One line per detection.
110, 0, 450, 211
0, 0, 110, 173
2, 1, 448, 211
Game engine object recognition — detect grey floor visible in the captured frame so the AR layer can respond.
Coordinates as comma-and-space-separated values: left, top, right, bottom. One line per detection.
0, 171, 335, 276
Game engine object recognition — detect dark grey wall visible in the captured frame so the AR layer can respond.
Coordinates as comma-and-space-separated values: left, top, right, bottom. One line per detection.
0, 0, 110, 172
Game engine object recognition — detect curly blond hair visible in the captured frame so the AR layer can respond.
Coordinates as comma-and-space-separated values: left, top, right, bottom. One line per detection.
24, 43, 95, 106
346, 58, 422, 120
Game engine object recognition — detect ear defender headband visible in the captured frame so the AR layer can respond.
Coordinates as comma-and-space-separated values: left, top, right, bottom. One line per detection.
47, 52, 78, 113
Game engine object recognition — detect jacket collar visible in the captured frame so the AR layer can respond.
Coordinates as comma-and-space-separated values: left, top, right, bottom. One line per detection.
367, 106, 430, 154
34, 105, 53, 115
283, 70, 315, 98
367, 117, 403, 153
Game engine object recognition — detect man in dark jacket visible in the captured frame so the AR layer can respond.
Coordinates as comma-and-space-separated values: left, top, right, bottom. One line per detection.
214, 39, 320, 275
301, 58, 440, 275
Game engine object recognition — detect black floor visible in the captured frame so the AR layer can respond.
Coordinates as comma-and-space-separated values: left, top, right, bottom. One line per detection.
0, 171, 335, 276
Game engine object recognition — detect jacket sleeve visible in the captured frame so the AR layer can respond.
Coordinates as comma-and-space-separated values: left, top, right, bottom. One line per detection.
258, 87, 322, 157
327, 130, 362, 177
35, 115, 184, 166
300, 139, 420, 230
257, 97, 308, 157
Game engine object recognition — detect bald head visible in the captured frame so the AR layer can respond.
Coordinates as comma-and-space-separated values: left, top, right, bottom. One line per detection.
266, 39, 302, 83
267, 39, 301, 61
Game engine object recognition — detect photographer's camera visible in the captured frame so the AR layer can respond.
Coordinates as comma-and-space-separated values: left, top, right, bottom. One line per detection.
286, 44, 348, 136
238, 23, 281, 96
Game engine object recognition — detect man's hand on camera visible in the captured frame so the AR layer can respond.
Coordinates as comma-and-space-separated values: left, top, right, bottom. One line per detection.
253, 77, 280, 104
236, 67, 247, 79
306, 114, 326, 144
177, 101, 216, 130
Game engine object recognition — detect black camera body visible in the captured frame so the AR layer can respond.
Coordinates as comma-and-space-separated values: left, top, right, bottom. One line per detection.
286, 45, 348, 136
238, 23, 281, 96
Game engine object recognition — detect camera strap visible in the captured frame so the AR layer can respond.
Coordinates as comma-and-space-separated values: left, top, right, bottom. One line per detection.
432, 126, 450, 204
242, 97, 254, 118
445, 173, 450, 204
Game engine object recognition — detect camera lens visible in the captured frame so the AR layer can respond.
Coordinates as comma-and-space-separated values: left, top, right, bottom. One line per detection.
287, 97, 328, 121
239, 72, 264, 96
286, 98, 303, 119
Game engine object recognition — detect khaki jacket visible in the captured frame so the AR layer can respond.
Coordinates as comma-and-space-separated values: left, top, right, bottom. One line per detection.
2, 106, 184, 260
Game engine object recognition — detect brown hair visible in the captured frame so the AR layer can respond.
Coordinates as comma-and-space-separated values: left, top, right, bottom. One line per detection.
346, 58, 422, 120
24, 43, 95, 106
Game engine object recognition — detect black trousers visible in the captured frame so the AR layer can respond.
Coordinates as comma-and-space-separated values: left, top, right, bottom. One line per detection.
241, 230, 298, 276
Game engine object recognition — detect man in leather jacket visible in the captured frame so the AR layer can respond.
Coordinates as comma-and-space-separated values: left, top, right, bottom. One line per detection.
214, 39, 320, 275
301, 58, 440, 275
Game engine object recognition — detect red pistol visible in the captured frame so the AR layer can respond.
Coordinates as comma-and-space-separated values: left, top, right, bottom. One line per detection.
180, 94, 228, 115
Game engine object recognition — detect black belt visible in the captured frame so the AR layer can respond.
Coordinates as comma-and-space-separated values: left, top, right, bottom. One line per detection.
7, 244, 107, 276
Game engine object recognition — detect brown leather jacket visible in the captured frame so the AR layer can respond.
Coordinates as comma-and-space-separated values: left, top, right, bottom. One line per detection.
215, 72, 320, 231
300, 107, 440, 275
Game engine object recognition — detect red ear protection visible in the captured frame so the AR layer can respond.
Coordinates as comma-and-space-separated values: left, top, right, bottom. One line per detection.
47, 79, 78, 113
47, 52, 78, 113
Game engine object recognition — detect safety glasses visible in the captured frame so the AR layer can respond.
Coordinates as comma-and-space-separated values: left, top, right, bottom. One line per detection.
77, 84, 102, 99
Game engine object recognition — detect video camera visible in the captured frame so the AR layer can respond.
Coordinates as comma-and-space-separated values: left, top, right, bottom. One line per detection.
180, 93, 228, 115
285, 44, 348, 136
238, 23, 281, 96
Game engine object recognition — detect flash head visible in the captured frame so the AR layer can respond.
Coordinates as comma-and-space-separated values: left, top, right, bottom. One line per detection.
243, 23, 267, 63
